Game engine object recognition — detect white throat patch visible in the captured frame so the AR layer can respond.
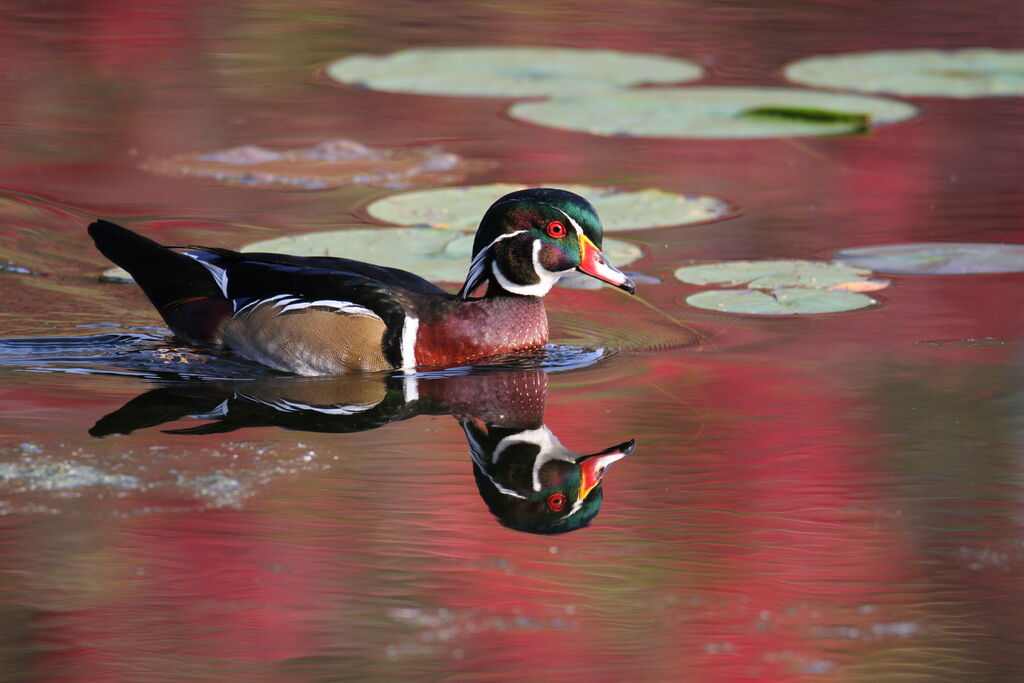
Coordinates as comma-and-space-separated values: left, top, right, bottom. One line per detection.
492, 239, 571, 297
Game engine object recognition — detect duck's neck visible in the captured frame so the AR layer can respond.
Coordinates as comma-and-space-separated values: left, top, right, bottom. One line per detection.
413, 295, 548, 368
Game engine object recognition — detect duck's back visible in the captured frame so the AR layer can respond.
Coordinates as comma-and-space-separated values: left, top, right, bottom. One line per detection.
89, 220, 440, 374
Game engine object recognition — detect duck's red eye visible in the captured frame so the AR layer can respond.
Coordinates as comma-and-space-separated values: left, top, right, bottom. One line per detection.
546, 221, 567, 239
547, 493, 567, 512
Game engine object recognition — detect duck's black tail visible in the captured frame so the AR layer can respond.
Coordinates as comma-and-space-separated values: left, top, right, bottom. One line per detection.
88, 220, 231, 344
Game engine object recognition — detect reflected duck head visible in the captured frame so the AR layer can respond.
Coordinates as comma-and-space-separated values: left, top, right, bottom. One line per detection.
464, 420, 636, 534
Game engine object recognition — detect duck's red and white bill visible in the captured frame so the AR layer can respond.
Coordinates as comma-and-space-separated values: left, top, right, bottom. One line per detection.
577, 235, 636, 294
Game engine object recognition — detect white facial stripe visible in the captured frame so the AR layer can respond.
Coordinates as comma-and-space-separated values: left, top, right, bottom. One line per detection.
492, 239, 572, 297
491, 426, 574, 494
459, 230, 527, 298
400, 315, 419, 372
552, 206, 585, 238
459, 423, 529, 499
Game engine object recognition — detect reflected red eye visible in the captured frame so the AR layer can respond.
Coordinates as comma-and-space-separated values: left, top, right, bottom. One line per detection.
547, 493, 567, 512
546, 221, 567, 239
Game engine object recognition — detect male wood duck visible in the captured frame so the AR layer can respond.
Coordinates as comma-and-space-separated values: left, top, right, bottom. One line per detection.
89, 188, 636, 375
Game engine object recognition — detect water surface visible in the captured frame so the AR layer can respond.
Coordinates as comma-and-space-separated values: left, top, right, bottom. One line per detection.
1, 1, 1023, 679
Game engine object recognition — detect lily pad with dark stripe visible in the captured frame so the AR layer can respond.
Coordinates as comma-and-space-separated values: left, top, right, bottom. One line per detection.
508, 87, 918, 138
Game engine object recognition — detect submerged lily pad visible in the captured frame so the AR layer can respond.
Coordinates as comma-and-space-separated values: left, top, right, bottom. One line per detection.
242, 228, 642, 284
325, 47, 703, 97
508, 87, 918, 138
686, 288, 877, 315
142, 139, 489, 190
785, 48, 1024, 98
365, 184, 734, 231
833, 243, 1024, 274
674, 259, 881, 289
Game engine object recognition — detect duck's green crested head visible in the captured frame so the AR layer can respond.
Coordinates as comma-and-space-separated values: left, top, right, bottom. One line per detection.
458, 188, 636, 299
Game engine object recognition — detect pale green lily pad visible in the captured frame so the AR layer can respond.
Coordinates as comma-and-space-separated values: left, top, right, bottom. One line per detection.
785, 48, 1024, 98
674, 259, 877, 289
325, 47, 703, 97
686, 288, 877, 315
101, 227, 642, 285
833, 243, 1024, 274
508, 87, 918, 138
676, 260, 885, 315
365, 184, 734, 231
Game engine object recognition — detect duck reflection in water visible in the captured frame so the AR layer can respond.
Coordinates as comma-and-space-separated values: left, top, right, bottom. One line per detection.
91, 369, 635, 534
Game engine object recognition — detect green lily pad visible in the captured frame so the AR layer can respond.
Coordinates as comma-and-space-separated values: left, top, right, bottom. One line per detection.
785, 48, 1024, 98
365, 184, 733, 231
508, 87, 918, 138
833, 243, 1024, 274
325, 47, 703, 97
242, 228, 642, 284
685, 288, 877, 315
674, 260, 878, 289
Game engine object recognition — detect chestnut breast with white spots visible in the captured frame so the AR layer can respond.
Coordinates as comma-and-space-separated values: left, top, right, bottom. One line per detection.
414, 296, 548, 367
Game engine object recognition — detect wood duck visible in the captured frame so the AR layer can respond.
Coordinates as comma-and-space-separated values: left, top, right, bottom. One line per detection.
89, 369, 635, 534
89, 188, 636, 376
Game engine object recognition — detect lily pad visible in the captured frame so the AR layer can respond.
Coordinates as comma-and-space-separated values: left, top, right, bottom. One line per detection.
325, 47, 703, 97
674, 260, 881, 289
685, 288, 877, 315
833, 243, 1024, 274
675, 260, 885, 315
508, 87, 918, 138
365, 184, 734, 231
142, 139, 489, 190
785, 48, 1024, 98
242, 228, 642, 284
